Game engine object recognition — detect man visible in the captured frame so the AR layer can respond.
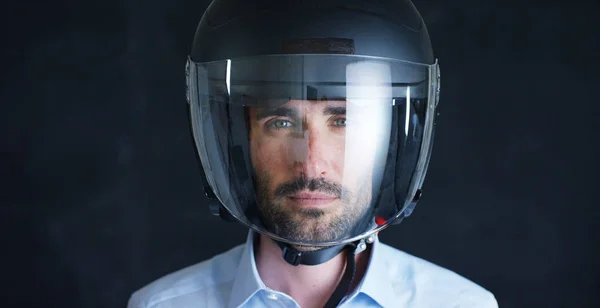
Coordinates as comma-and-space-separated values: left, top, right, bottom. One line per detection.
128, 0, 498, 307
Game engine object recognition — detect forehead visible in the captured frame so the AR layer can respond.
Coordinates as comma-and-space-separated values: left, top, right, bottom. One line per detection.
249, 100, 347, 120
253, 99, 346, 108
281, 99, 346, 109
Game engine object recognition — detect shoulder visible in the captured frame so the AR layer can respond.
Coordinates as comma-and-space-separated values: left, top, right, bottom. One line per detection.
127, 244, 245, 308
378, 242, 498, 308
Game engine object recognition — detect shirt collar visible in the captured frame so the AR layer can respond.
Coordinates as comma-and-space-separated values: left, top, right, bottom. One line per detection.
227, 231, 265, 308
227, 231, 397, 308
351, 234, 398, 308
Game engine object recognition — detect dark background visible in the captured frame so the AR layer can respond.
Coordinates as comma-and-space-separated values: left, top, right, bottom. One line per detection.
1, 0, 598, 307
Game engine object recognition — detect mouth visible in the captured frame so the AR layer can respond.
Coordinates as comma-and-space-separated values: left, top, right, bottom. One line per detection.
287, 191, 338, 206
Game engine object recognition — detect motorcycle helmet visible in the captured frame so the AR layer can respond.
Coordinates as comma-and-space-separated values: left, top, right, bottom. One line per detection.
185, 0, 440, 305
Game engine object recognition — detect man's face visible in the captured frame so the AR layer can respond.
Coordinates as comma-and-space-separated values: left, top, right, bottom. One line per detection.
248, 99, 381, 244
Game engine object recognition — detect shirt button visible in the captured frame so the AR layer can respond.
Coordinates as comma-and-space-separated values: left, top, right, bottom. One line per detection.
266, 293, 278, 300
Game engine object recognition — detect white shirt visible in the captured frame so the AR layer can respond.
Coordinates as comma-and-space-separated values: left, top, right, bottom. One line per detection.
128, 231, 498, 307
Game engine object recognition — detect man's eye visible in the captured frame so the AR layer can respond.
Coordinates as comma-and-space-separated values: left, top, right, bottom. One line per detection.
268, 119, 295, 129
332, 118, 347, 127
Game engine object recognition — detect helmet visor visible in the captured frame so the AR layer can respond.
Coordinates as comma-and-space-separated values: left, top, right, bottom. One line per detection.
186, 54, 439, 246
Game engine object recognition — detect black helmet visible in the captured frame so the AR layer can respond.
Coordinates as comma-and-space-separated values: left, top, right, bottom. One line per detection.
186, 0, 440, 267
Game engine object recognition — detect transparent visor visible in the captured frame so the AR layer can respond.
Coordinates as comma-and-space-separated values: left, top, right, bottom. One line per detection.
186, 54, 440, 246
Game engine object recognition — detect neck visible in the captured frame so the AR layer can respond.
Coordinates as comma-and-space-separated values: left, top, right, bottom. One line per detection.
255, 234, 371, 308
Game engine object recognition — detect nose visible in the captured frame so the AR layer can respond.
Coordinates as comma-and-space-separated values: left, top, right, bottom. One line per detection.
288, 127, 329, 178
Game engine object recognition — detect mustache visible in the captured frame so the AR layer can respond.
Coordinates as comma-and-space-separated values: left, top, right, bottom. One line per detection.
273, 175, 352, 199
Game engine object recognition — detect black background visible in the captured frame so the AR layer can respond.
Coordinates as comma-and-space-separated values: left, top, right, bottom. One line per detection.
1, 0, 599, 307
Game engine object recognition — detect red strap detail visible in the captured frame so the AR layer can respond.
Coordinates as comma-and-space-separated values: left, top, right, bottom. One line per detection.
375, 216, 387, 226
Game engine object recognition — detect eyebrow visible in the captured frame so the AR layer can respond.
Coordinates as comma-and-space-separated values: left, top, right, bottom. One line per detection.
323, 106, 346, 116
254, 107, 298, 121
254, 105, 347, 121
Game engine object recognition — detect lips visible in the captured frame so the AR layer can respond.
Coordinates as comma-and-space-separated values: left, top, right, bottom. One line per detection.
287, 191, 338, 206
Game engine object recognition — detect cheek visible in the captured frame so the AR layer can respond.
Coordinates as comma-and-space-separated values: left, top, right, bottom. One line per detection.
341, 132, 375, 191
251, 138, 289, 182
327, 137, 346, 176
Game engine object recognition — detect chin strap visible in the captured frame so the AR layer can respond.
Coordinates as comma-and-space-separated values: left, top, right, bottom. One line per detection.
323, 244, 357, 308
274, 237, 372, 307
